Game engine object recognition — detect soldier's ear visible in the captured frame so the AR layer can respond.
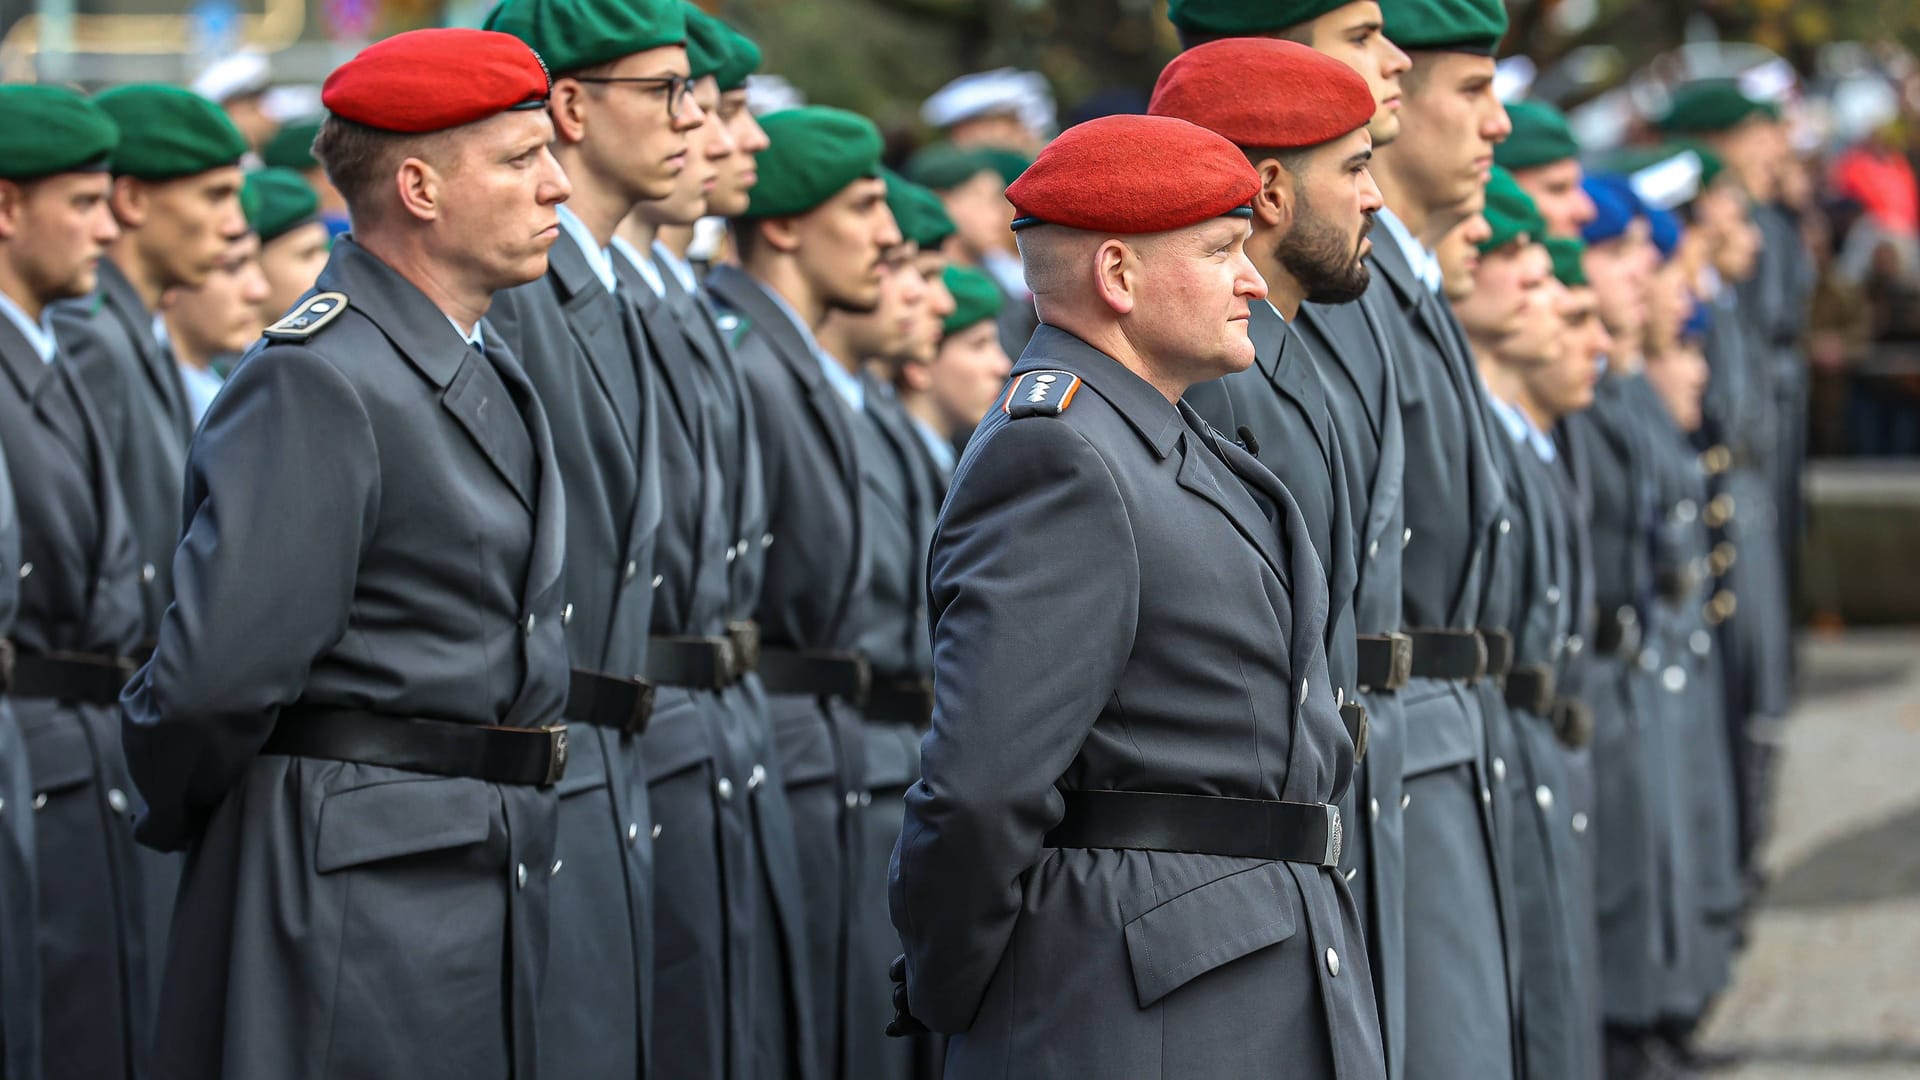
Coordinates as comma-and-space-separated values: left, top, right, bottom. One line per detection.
548, 79, 592, 146
0, 180, 20, 239
393, 156, 443, 223
758, 215, 803, 255
1253, 157, 1293, 231
108, 175, 148, 231
1091, 237, 1138, 316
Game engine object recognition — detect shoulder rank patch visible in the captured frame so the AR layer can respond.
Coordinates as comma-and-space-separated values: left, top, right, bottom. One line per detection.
263, 292, 350, 342
1002, 370, 1082, 418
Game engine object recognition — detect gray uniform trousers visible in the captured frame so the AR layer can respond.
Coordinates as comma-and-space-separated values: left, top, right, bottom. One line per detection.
708, 266, 873, 1080
1367, 240, 1518, 1080
2, 322, 150, 1080
486, 230, 663, 1080
0, 439, 38, 1080
122, 238, 569, 1079
1298, 293, 1410, 1080
893, 327, 1382, 1078
657, 259, 819, 1080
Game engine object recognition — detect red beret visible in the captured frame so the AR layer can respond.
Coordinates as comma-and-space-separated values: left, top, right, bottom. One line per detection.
1148, 38, 1376, 151
1007, 114, 1259, 234
322, 28, 552, 134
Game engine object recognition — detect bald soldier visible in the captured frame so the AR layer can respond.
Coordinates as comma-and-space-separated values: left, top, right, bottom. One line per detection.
890, 114, 1382, 1079
122, 30, 574, 1079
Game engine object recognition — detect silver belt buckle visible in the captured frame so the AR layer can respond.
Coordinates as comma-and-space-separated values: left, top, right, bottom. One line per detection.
1321, 803, 1344, 868
543, 724, 570, 786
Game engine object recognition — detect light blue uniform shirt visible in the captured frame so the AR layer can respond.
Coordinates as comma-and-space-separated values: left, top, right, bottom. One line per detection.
0, 290, 58, 363
1377, 206, 1444, 294
557, 204, 619, 294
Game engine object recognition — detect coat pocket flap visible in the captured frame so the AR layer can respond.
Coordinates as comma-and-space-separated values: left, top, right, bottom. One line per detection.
859, 725, 918, 791
316, 778, 494, 874
1122, 862, 1297, 1008
639, 693, 714, 783
1399, 685, 1481, 778
23, 720, 97, 795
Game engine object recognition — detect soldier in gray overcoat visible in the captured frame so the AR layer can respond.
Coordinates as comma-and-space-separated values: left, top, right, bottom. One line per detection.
891, 113, 1383, 1080
121, 30, 574, 1079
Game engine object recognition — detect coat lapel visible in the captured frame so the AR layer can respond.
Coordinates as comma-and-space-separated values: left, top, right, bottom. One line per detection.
1174, 410, 1288, 588
551, 232, 640, 445
98, 261, 193, 444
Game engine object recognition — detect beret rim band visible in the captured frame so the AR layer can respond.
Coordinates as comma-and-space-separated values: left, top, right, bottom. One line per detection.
1399, 38, 1499, 56
1, 155, 115, 182
1011, 205, 1254, 233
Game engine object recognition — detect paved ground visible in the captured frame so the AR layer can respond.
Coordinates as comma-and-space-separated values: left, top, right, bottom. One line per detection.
1696, 629, 1920, 1077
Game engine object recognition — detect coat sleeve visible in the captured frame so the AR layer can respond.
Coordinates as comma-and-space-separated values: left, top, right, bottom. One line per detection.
120, 344, 379, 851
888, 416, 1139, 1034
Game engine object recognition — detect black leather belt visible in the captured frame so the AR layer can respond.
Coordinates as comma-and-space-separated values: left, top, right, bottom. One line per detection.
1406, 629, 1487, 683
1478, 628, 1513, 678
1504, 663, 1556, 715
758, 647, 871, 703
1045, 789, 1342, 868
568, 668, 655, 735
0, 639, 14, 694
4, 650, 139, 706
1551, 696, 1593, 750
647, 635, 748, 691
864, 679, 934, 728
1655, 568, 1696, 604
1594, 606, 1642, 659
263, 706, 568, 786
1355, 632, 1412, 692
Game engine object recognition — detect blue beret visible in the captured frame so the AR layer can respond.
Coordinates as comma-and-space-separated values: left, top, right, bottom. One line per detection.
1645, 206, 1682, 259
1580, 174, 1639, 245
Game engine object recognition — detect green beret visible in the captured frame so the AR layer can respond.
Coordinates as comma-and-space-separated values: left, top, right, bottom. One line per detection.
95, 84, 247, 180
0, 85, 119, 180
1495, 100, 1580, 171
714, 25, 762, 93
744, 107, 885, 219
244, 168, 321, 244
1382, 0, 1508, 54
904, 143, 999, 192
1656, 78, 1779, 134
1166, 0, 1350, 34
1478, 165, 1544, 252
1546, 236, 1586, 287
262, 115, 322, 171
884, 169, 955, 249
483, 0, 686, 78
978, 146, 1033, 186
942, 265, 1004, 335
683, 4, 728, 80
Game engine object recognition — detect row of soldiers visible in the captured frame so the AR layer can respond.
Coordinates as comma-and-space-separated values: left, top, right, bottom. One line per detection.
0, 0, 1809, 1076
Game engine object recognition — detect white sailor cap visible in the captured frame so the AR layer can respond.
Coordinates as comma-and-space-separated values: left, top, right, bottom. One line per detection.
920, 68, 1055, 138
192, 50, 272, 105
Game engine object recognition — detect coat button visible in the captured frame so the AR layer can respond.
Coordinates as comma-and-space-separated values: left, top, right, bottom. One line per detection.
1345, 868, 1357, 882
1368, 539, 1379, 560
1691, 630, 1712, 657
736, 540, 750, 557
624, 560, 639, 583
651, 823, 663, 840
1402, 527, 1413, 548
523, 613, 537, 635
1399, 793, 1411, 811
1325, 947, 1340, 976
716, 777, 735, 802
725, 547, 737, 563
550, 859, 563, 877
844, 790, 860, 809
1566, 634, 1584, 656
1546, 585, 1562, 605
1480, 786, 1492, 807
0, 796, 6, 813
761, 533, 775, 549
1571, 812, 1589, 835
1662, 666, 1687, 694
516, 863, 528, 889
141, 563, 156, 584
1369, 798, 1380, 823
860, 791, 873, 807
32, 793, 48, 811
561, 603, 574, 627
16, 562, 29, 579
1298, 679, 1308, 705
107, 788, 129, 814
1492, 757, 1507, 784
1534, 786, 1554, 811
652, 575, 664, 589
748, 764, 767, 790
627, 823, 641, 846
1498, 519, 1511, 535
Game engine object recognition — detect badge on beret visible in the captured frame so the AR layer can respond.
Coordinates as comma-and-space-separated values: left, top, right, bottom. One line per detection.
265, 292, 351, 342
1001, 371, 1081, 418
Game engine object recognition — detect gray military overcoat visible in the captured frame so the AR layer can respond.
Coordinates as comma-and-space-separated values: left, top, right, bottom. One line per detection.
122, 238, 569, 1080
892, 326, 1383, 1079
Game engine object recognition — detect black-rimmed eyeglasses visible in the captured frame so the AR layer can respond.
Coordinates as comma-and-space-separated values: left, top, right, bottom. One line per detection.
572, 74, 695, 118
